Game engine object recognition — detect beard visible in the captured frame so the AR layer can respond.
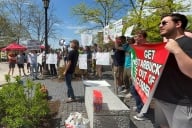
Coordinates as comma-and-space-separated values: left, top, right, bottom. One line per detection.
160, 29, 175, 39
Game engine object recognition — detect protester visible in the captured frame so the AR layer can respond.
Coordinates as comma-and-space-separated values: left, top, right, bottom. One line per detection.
92, 43, 97, 76
115, 36, 135, 95
154, 13, 192, 128
16, 51, 27, 76
49, 49, 57, 77
7, 51, 16, 76
63, 45, 68, 66
28, 50, 38, 80
95, 46, 103, 80
131, 30, 148, 121
109, 36, 125, 94
63, 39, 79, 103
84, 46, 92, 74
37, 50, 43, 76
165, 39, 192, 78
110, 47, 115, 72
57, 49, 62, 68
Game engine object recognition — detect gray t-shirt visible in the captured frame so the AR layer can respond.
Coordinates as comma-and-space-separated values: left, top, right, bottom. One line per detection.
17, 54, 25, 64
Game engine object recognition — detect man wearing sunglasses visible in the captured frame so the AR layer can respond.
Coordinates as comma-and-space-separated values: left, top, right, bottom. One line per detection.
154, 13, 192, 128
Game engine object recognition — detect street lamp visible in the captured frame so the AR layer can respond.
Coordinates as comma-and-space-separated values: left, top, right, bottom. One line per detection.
42, 0, 50, 75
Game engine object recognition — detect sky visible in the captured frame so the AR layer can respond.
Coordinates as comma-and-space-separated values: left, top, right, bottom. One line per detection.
0, 0, 127, 48
30, 0, 94, 48
4, 0, 192, 48
43, 0, 192, 48
43, 0, 94, 48
38, 0, 128, 48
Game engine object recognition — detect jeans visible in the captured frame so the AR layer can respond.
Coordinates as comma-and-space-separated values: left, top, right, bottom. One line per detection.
50, 64, 57, 76
65, 73, 75, 99
30, 63, 38, 79
130, 85, 143, 113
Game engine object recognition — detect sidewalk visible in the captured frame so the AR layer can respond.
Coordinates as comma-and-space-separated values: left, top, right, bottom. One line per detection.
0, 62, 155, 128
0, 62, 27, 85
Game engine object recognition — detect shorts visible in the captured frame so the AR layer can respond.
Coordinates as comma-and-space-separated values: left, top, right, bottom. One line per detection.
123, 68, 131, 89
27, 63, 30, 69
113, 66, 124, 78
17, 64, 24, 68
9, 62, 15, 69
155, 99, 192, 128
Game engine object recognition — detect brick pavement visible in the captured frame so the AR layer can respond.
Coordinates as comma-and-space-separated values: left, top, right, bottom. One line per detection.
0, 62, 156, 128
35, 71, 156, 128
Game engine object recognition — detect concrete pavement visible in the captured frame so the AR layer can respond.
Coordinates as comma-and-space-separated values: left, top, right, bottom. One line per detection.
0, 62, 30, 85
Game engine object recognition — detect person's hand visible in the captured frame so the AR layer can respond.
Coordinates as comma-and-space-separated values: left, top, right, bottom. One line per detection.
63, 71, 66, 76
165, 39, 181, 54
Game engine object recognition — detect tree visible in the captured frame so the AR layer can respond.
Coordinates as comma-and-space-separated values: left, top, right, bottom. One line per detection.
27, 2, 62, 44
0, 0, 61, 45
0, 0, 32, 43
125, 0, 192, 42
71, 0, 129, 29
0, 16, 16, 47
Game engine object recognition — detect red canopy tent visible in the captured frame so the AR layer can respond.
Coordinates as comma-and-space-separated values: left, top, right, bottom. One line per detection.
1, 42, 27, 51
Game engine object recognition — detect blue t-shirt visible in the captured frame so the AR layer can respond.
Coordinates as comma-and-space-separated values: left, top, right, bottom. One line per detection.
123, 44, 131, 68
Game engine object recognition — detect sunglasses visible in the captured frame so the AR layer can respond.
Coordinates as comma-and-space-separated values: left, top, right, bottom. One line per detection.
160, 21, 168, 26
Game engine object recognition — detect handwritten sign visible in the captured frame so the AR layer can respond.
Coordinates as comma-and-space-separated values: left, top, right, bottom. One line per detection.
79, 54, 87, 69
96, 52, 110, 65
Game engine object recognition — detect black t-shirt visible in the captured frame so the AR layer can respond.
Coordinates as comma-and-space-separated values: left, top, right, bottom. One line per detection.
113, 49, 125, 66
66, 49, 79, 74
154, 36, 192, 105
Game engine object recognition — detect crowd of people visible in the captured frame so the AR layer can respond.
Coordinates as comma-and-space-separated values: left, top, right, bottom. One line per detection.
7, 48, 62, 80
5, 12, 192, 128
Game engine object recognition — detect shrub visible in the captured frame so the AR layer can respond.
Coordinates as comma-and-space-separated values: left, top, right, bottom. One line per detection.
0, 75, 50, 128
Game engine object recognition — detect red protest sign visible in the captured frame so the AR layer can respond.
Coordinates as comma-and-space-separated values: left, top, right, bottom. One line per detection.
131, 43, 169, 105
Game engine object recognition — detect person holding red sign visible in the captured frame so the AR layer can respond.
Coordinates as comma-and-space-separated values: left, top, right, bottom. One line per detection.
154, 13, 192, 128
131, 30, 149, 121
165, 39, 192, 79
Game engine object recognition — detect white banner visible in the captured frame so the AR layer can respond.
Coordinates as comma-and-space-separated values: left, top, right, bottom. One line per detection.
124, 25, 134, 37
103, 19, 124, 43
37, 53, 43, 65
78, 54, 87, 69
81, 34, 93, 47
46, 53, 57, 64
103, 25, 110, 43
96, 52, 110, 65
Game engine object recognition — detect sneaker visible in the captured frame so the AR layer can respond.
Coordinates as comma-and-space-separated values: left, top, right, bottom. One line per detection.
120, 89, 128, 94
117, 86, 124, 92
125, 93, 132, 99
132, 106, 137, 112
133, 113, 145, 121
66, 98, 76, 103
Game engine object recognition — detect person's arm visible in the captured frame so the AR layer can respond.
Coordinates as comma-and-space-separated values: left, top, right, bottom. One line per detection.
165, 39, 192, 78
63, 51, 72, 76
108, 35, 124, 50
8, 54, 12, 60
63, 60, 71, 76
